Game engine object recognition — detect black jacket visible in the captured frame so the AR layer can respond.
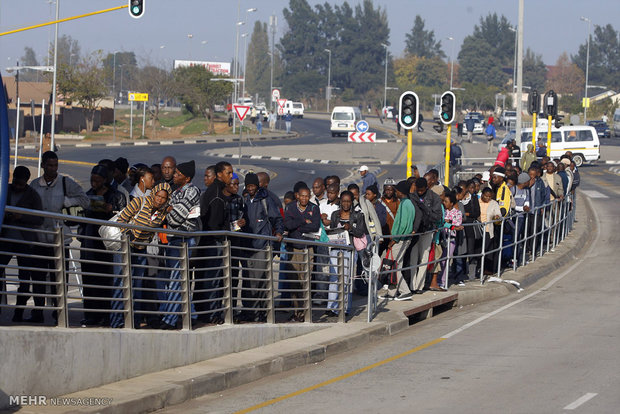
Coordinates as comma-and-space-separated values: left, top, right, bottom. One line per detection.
3, 185, 44, 241
329, 209, 366, 242
284, 202, 320, 249
244, 188, 284, 249
409, 189, 443, 233
199, 179, 229, 245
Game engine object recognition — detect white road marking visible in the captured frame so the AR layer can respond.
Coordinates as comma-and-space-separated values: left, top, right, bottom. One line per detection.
564, 393, 598, 410
580, 190, 608, 199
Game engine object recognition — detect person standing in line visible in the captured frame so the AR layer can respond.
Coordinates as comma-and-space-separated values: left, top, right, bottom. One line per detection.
2, 166, 44, 323
195, 161, 233, 325
284, 111, 293, 133
159, 156, 177, 191
310, 177, 327, 206
155, 161, 201, 330
203, 165, 216, 190
129, 166, 154, 200
479, 187, 502, 275
359, 165, 377, 194
380, 180, 415, 301
437, 191, 462, 290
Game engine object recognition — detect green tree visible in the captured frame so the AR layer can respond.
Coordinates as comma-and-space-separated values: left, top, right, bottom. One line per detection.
174, 65, 233, 134
404, 15, 445, 59
245, 21, 272, 103
573, 23, 620, 92
457, 13, 514, 87
135, 65, 177, 122
523, 48, 547, 91
56, 52, 107, 132
102, 51, 138, 96
546, 52, 584, 95
19, 47, 40, 82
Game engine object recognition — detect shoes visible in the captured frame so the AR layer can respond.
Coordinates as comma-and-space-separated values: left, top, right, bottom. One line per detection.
395, 293, 413, 301
457, 281, 466, 287
80, 318, 99, 327
378, 293, 395, 300
324, 310, 338, 318
159, 321, 178, 330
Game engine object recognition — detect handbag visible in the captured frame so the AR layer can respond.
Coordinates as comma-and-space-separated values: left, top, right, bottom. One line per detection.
98, 212, 123, 251
353, 235, 368, 251
379, 248, 397, 287
61, 176, 85, 226
472, 219, 484, 240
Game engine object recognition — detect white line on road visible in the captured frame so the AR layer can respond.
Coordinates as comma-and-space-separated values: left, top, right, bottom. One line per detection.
581, 190, 608, 199
564, 393, 598, 410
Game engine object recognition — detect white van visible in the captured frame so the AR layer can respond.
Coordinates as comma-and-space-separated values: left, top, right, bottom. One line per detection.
330, 106, 363, 137
283, 101, 304, 118
519, 125, 600, 167
613, 108, 620, 138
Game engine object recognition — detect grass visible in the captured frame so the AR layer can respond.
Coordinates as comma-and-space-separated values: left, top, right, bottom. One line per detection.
159, 111, 194, 127
180, 118, 210, 135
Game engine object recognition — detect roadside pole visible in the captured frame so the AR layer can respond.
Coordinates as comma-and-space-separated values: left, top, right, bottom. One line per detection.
13, 97, 20, 169
37, 99, 45, 177
407, 129, 413, 177
238, 120, 243, 166
142, 102, 146, 138
547, 115, 552, 157
444, 124, 452, 186
532, 112, 537, 149
130, 100, 133, 140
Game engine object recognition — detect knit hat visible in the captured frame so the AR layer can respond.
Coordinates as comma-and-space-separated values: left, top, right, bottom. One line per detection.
244, 172, 259, 187
91, 165, 109, 179
176, 160, 195, 179
395, 180, 410, 196
493, 166, 506, 177
518, 172, 530, 184
560, 158, 571, 166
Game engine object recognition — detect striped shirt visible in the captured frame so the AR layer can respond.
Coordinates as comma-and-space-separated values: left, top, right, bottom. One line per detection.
117, 196, 168, 249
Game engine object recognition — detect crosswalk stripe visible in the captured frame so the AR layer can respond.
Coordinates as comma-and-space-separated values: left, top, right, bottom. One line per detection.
581, 190, 609, 199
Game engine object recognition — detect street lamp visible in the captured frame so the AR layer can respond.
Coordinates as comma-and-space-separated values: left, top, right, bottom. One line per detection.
187, 33, 193, 58
509, 26, 517, 93
580, 16, 591, 123
381, 43, 389, 117
324, 49, 331, 113
269, 15, 277, 113
446, 36, 455, 90
241, 33, 248, 99
112, 51, 118, 141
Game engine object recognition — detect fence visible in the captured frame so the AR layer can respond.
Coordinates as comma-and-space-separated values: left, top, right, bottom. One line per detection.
0, 207, 354, 329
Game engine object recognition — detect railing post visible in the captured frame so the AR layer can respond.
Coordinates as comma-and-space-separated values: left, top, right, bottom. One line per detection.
181, 241, 191, 331
304, 247, 312, 323
338, 251, 345, 323
266, 244, 275, 324
545, 204, 551, 254
512, 214, 519, 272
444, 231, 452, 290
223, 239, 233, 324
480, 224, 487, 285
55, 226, 68, 328
522, 213, 529, 267
496, 217, 505, 277
531, 209, 538, 263
121, 235, 134, 329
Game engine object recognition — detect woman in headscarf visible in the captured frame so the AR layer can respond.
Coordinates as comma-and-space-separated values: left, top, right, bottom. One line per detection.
79, 164, 127, 327
110, 182, 171, 328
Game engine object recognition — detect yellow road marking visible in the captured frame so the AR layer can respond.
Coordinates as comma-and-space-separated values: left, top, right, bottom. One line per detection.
589, 171, 603, 175
376, 170, 388, 179
234, 337, 446, 414
10, 155, 96, 167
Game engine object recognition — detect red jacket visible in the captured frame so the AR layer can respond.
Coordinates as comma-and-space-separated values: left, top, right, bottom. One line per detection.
494, 146, 510, 167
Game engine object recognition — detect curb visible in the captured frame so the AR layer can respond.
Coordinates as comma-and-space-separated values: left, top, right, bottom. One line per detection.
203, 152, 393, 165
12, 134, 295, 151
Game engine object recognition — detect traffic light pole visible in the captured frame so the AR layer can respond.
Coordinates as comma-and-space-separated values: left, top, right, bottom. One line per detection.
406, 129, 413, 177
532, 112, 537, 150
546, 115, 552, 157
444, 125, 452, 186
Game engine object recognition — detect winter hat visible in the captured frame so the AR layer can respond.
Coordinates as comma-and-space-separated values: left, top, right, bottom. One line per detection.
244, 172, 259, 187
518, 172, 530, 184
493, 166, 506, 177
395, 180, 410, 196
176, 160, 195, 179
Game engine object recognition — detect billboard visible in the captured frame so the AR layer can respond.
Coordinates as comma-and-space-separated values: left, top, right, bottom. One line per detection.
173, 60, 231, 76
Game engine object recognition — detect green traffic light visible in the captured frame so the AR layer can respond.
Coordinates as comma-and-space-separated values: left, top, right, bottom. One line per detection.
404, 115, 412, 124
132, 6, 140, 13
442, 113, 449, 120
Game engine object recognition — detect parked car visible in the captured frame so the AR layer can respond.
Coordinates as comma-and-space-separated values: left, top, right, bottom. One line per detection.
382, 106, 395, 119
614, 108, 620, 138
254, 105, 270, 121
518, 125, 600, 167
586, 120, 611, 138
500, 110, 517, 127
463, 113, 484, 134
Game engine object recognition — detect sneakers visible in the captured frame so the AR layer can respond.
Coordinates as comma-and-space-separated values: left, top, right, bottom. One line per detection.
378, 293, 395, 300
395, 293, 413, 301
457, 281, 466, 287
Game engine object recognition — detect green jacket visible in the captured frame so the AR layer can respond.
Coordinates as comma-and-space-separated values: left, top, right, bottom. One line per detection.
391, 197, 415, 243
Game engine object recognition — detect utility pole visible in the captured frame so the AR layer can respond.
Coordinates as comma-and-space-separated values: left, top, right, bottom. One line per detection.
50, 0, 59, 150
269, 15, 276, 114
515, 0, 524, 145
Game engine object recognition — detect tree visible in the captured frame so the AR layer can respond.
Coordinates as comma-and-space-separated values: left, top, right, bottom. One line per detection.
57, 52, 108, 132
573, 23, 620, 92
394, 55, 448, 89
404, 15, 445, 59
523, 48, 547, 91
102, 51, 138, 96
547, 52, 584, 96
457, 13, 514, 87
174, 65, 233, 134
135, 65, 177, 122
245, 21, 272, 103
19, 47, 40, 82
49, 34, 80, 69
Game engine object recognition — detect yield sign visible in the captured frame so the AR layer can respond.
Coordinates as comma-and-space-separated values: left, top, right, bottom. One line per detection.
233, 104, 251, 122
277, 98, 287, 110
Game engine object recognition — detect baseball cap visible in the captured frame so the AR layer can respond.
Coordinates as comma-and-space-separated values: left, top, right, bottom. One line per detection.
359, 165, 369, 172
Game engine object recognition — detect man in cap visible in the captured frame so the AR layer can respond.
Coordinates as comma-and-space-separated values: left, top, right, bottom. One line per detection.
380, 180, 415, 301
491, 166, 512, 217
359, 165, 377, 193
156, 160, 201, 329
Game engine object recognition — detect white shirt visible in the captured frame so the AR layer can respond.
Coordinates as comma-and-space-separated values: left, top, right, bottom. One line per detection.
319, 199, 340, 220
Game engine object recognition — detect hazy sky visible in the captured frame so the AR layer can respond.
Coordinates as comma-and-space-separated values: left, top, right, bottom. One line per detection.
1, 0, 618, 74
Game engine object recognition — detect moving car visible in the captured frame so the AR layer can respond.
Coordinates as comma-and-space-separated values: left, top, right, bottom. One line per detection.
330, 106, 363, 137
283, 101, 304, 118
586, 120, 610, 138
518, 125, 600, 167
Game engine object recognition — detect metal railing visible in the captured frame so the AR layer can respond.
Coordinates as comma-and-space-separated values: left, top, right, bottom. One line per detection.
0, 207, 354, 329
365, 195, 576, 321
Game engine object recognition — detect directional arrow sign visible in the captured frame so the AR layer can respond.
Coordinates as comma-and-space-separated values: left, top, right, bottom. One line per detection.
348, 132, 376, 143
233, 104, 251, 122
356, 120, 369, 133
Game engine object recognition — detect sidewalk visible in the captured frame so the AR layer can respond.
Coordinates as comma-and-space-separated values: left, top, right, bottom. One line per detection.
16, 192, 594, 414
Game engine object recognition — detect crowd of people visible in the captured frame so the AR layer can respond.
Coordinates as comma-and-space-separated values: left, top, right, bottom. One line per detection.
0, 145, 579, 328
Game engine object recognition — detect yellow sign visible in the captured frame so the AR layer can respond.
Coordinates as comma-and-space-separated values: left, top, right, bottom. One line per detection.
128, 93, 148, 102
582, 97, 590, 108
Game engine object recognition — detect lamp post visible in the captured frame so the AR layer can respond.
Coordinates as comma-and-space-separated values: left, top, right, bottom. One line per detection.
324, 49, 331, 113
509, 26, 517, 94
112, 51, 118, 141
50, 0, 59, 150
381, 43, 388, 118
269, 15, 277, 113
241, 33, 248, 99
446, 36, 455, 90
580, 16, 591, 123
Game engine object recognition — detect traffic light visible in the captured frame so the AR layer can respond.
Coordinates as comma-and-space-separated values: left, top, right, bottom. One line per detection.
440, 91, 455, 125
543, 90, 558, 119
528, 90, 540, 116
128, 0, 145, 18
398, 91, 419, 130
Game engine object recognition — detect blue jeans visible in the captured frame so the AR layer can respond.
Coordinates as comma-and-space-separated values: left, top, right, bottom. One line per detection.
159, 236, 196, 326
110, 248, 147, 328
327, 249, 353, 314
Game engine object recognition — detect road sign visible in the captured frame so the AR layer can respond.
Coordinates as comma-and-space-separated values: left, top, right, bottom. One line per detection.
348, 132, 376, 143
582, 97, 590, 108
277, 98, 287, 110
277, 107, 284, 115
356, 120, 369, 133
128, 92, 148, 102
233, 104, 251, 122
272, 89, 280, 99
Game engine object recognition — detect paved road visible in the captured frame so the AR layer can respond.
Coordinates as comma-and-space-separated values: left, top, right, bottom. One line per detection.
158, 168, 620, 413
